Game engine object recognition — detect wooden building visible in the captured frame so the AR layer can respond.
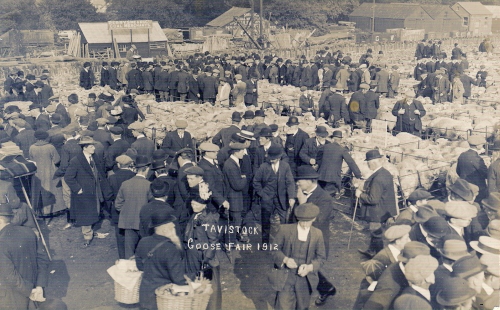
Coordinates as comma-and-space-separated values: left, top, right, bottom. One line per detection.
485, 5, 500, 33
206, 6, 271, 37
78, 21, 169, 58
451, 2, 492, 36
420, 5, 466, 33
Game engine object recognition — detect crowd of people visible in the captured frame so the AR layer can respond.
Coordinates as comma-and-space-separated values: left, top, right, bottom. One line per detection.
0, 39, 498, 310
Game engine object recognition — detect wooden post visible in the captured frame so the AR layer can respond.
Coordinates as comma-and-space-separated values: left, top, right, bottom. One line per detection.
147, 28, 150, 58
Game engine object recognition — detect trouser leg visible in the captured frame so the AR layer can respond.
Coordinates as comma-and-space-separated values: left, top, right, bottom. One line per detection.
115, 226, 126, 259
369, 222, 384, 253
276, 274, 298, 310
295, 275, 312, 310
206, 266, 222, 310
62, 178, 71, 214
124, 229, 140, 259
261, 200, 273, 244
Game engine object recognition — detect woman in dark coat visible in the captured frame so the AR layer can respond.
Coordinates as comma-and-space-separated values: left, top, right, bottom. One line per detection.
64, 137, 111, 245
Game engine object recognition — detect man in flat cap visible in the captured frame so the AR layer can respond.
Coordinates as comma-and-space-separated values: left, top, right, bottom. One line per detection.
396, 189, 434, 225
356, 149, 397, 257
475, 253, 500, 310
27, 104, 50, 132
348, 83, 369, 130
197, 142, 228, 210
116, 155, 152, 258
271, 203, 326, 310
107, 154, 136, 259
444, 201, 478, 245
393, 255, 439, 309
161, 120, 194, 162
93, 118, 113, 150
457, 135, 488, 203
129, 122, 155, 161
212, 112, 242, 148
105, 126, 131, 172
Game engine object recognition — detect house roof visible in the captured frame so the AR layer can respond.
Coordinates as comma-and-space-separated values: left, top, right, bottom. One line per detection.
207, 7, 252, 27
79, 21, 167, 44
455, 2, 492, 15
485, 5, 500, 18
349, 3, 431, 19
420, 4, 461, 19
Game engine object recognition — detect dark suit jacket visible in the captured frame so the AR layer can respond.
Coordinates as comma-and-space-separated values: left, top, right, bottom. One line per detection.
13, 129, 36, 158
349, 90, 368, 121
271, 224, 325, 291
108, 168, 136, 225
160, 130, 194, 158
457, 149, 488, 201
253, 160, 295, 210
223, 157, 247, 212
139, 199, 175, 237
93, 129, 112, 150
79, 69, 95, 89
55, 103, 71, 128
105, 138, 131, 171
364, 90, 380, 120
100, 68, 110, 86
318, 142, 362, 185
109, 67, 119, 89
126, 69, 143, 90
392, 99, 426, 132
364, 262, 408, 310
0, 225, 49, 309
306, 185, 335, 224
324, 92, 350, 123
284, 128, 309, 170
299, 138, 330, 166
360, 167, 397, 223
30, 114, 50, 132
131, 137, 155, 161
212, 125, 240, 148
393, 286, 432, 310
198, 158, 226, 204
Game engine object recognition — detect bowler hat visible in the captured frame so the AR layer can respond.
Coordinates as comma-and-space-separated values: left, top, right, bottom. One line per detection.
482, 192, 500, 211
151, 159, 166, 170
437, 277, 477, 307
184, 166, 204, 176
269, 124, 279, 133
331, 130, 343, 138
109, 126, 123, 135
438, 239, 470, 261
243, 111, 255, 119
150, 179, 170, 197
451, 255, 486, 279
295, 165, 319, 180
34, 130, 49, 140
408, 189, 433, 204
78, 136, 97, 145
449, 179, 474, 202
295, 203, 319, 221
259, 127, 273, 138
50, 113, 62, 124
135, 155, 151, 168
315, 126, 328, 137
149, 212, 177, 229
365, 149, 383, 161
0, 204, 14, 216
231, 111, 242, 122
267, 145, 282, 160
254, 110, 265, 118
397, 241, 430, 263
152, 149, 167, 161
422, 216, 451, 238
286, 116, 300, 127
470, 236, 500, 255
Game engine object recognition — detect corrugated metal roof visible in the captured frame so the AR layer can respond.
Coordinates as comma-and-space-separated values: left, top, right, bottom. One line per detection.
207, 7, 251, 27
455, 2, 492, 15
349, 3, 430, 20
420, 4, 461, 19
79, 21, 167, 44
485, 5, 500, 18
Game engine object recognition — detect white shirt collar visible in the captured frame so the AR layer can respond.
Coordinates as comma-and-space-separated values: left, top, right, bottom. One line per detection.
303, 185, 318, 199
297, 223, 310, 242
263, 141, 272, 151
482, 282, 494, 296
155, 197, 166, 202
443, 263, 453, 272
409, 205, 418, 213
411, 285, 431, 301
135, 174, 146, 178
180, 160, 192, 168
272, 160, 280, 171
449, 222, 464, 237
230, 155, 240, 167
83, 153, 92, 164
419, 224, 428, 238
316, 138, 325, 146
387, 244, 401, 262
399, 262, 406, 275
136, 134, 145, 139
203, 157, 216, 165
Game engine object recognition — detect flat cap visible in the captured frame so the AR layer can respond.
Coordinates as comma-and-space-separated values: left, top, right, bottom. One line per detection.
384, 224, 411, 242
451, 255, 486, 279
11, 118, 27, 128
229, 143, 246, 150
408, 189, 433, 203
184, 166, 204, 176
294, 203, 320, 221
34, 130, 49, 140
398, 241, 430, 263
116, 155, 133, 166
75, 109, 88, 117
96, 118, 108, 126
438, 239, 469, 261
423, 216, 451, 237
199, 142, 219, 152
467, 135, 486, 146
235, 74, 243, 80
404, 255, 438, 284
175, 120, 188, 129
128, 122, 146, 131
444, 201, 478, 219
45, 105, 57, 113
359, 83, 369, 89
109, 126, 123, 135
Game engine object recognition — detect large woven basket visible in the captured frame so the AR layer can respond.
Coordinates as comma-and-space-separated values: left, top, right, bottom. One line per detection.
156, 283, 213, 310
114, 274, 142, 304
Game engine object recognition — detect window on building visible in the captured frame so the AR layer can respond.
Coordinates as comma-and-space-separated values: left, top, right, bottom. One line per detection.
150, 42, 166, 50
463, 16, 469, 26
118, 44, 129, 52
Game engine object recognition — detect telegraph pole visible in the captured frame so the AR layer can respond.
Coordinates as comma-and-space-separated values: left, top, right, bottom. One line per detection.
260, 0, 263, 37
371, 0, 375, 33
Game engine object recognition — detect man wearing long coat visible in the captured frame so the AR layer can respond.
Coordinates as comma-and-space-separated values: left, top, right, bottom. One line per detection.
392, 92, 426, 135
65, 137, 110, 246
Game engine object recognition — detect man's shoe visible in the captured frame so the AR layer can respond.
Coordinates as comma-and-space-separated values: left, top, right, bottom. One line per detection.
59, 223, 72, 231
81, 240, 92, 248
315, 287, 336, 306
358, 248, 376, 258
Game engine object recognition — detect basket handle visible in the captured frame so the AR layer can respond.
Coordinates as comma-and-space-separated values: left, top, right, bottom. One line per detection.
183, 274, 195, 296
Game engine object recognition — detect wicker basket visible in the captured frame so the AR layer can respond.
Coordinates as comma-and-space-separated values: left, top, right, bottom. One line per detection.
114, 274, 142, 304
156, 282, 213, 310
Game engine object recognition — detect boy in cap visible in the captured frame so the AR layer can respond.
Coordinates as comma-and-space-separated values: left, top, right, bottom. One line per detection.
160, 120, 194, 161
457, 135, 488, 203
115, 155, 151, 258
393, 255, 439, 310
107, 154, 136, 259
271, 203, 326, 310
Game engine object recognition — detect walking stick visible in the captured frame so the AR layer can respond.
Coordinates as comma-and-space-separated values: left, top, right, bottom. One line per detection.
347, 197, 359, 250
20, 177, 52, 261
224, 208, 233, 264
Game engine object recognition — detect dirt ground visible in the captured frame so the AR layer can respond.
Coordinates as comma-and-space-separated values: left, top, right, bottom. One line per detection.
41, 197, 369, 310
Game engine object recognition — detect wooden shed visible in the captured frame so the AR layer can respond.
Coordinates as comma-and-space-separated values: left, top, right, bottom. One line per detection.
206, 6, 271, 37
451, 2, 492, 36
349, 3, 433, 33
420, 5, 466, 33
78, 21, 169, 58
485, 5, 500, 33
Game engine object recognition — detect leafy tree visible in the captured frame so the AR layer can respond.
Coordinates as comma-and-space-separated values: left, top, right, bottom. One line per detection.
0, 0, 41, 32
38, 0, 107, 30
